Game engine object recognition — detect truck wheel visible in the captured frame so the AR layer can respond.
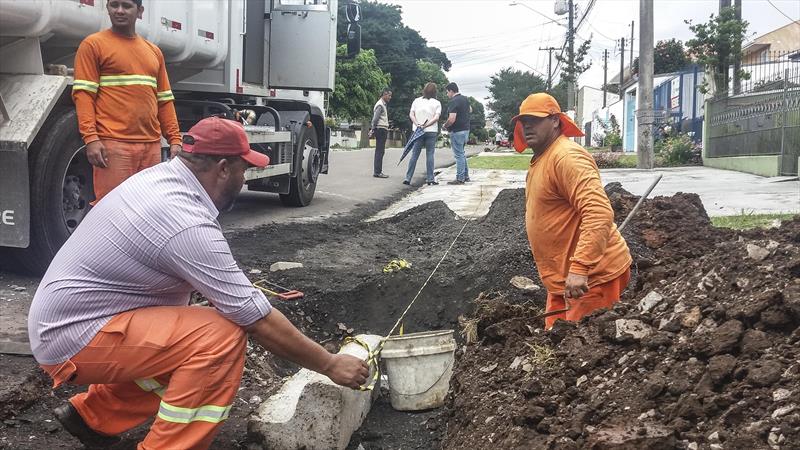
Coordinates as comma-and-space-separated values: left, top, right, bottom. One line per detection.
280, 124, 320, 207
13, 109, 93, 274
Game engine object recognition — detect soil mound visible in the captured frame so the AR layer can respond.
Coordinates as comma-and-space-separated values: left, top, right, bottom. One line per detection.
441, 188, 800, 449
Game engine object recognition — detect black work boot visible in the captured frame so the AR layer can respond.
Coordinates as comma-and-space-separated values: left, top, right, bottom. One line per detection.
53, 403, 121, 449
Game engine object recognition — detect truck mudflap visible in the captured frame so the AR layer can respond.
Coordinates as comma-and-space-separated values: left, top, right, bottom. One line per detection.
0, 74, 68, 247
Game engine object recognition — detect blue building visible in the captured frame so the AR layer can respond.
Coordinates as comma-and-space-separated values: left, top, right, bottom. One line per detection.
619, 66, 706, 152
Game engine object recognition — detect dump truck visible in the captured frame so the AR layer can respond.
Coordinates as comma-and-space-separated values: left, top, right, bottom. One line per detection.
0, 0, 359, 273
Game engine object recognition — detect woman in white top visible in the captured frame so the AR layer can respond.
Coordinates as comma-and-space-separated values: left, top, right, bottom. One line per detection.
404, 82, 442, 185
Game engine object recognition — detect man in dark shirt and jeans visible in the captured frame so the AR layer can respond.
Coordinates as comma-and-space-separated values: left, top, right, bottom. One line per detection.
369, 88, 392, 178
443, 82, 471, 184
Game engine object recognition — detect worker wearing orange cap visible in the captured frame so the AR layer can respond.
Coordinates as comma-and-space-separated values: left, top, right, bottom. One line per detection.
512, 93, 632, 329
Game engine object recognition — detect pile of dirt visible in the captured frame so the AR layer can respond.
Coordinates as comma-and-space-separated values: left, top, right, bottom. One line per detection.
441, 187, 800, 450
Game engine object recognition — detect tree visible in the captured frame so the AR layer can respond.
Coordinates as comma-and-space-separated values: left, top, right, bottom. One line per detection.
633, 39, 690, 75
466, 96, 486, 140
336, 2, 452, 132
685, 7, 749, 96
329, 46, 391, 121
487, 68, 548, 135
556, 38, 593, 86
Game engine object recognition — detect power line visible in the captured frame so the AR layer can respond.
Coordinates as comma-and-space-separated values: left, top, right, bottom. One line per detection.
586, 23, 617, 42
765, 0, 800, 23
427, 20, 559, 47
508, 1, 565, 26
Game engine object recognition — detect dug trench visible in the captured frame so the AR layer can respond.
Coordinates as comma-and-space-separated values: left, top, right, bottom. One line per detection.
0, 188, 539, 449
1, 186, 797, 449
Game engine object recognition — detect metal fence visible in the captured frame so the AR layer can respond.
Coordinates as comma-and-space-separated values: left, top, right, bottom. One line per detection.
729, 50, 800, 97
706, 64, 800, 176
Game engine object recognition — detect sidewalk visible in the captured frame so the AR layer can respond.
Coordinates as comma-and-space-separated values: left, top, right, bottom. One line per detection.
369, 165, 799, 220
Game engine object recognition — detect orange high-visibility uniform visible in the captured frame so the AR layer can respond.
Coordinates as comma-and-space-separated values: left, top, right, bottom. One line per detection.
525, 135, 632, 328
72, 29, 182, 202
41, 306, 246, 450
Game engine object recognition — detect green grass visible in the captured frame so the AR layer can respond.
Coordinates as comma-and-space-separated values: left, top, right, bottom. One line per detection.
468, 154, 532, 170
711, 212, 798, 230
615, 155, 638, 168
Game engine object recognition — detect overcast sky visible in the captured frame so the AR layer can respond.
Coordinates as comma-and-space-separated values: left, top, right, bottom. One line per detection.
389, 0, 799, 108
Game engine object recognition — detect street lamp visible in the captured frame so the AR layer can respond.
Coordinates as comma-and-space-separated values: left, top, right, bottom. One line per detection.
509, 1, 565, 26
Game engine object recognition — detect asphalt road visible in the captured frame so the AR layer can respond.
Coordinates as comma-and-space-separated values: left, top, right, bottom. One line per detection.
220, 145, 484, 230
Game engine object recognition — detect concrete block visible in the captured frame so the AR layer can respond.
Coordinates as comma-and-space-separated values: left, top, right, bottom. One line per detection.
614, 319, 652, 342
638, 290, 664, 313
248, 334, 382, 450
269, 261, 303, 272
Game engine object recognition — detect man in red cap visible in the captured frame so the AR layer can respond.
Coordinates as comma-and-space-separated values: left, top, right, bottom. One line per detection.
29, 117, 369, 449
511, 93, 632, 330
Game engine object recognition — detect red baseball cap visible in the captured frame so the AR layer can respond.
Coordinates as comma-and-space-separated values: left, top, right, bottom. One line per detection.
182, 116, 269, 167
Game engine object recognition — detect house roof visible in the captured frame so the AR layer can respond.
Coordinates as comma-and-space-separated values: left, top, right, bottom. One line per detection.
743, 22, 800, 54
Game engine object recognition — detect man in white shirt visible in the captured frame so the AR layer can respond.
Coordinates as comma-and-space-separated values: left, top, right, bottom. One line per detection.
404, 82, 442, 186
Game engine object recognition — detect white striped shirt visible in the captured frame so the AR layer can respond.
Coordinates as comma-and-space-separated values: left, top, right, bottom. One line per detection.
28, 157, 272, 365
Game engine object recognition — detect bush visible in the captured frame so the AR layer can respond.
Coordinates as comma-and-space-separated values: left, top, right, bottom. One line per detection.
591, 152, 637, 169
593, 114, 623, 150
656, 133, 701, 166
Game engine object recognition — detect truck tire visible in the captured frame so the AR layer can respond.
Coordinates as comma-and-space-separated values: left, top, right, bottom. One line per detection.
280, 123, 320, 207
12, 109, 93, 274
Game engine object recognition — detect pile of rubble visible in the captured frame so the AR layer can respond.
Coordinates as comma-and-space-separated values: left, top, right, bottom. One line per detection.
441, 187, 800, 449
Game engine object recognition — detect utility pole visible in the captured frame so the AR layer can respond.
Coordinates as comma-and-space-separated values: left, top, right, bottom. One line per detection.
732, 0, 742, 95
637, 0, 655, 169
629, 21, 635, 71
539, 47, 558, 91
619, 37, 625, 100
603, 49, 608, 108
567, 0, 575, 110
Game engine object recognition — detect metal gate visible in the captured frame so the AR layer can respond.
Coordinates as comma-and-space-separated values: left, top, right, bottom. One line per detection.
706, 67, 800, 176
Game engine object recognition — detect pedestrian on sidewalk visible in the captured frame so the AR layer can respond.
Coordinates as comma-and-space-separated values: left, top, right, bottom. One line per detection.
28, 117, 368, 450
442, 82, 471, 185
404, 82, 441, 186
513, 93, 632, 330
369, 88, 392, 178
73, 0, 183, 204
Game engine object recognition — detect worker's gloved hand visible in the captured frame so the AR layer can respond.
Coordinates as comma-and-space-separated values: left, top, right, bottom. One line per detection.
86, 140, 108, 168
323, 354, 370, 389
564, 272, 589, 299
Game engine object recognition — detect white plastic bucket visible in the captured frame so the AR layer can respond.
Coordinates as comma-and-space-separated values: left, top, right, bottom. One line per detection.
380, 329, 456, 411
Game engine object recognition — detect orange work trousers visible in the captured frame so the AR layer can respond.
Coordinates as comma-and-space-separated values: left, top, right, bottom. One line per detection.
41, 306, 247, 450
544, 267, 631, 330
93, 139, 162, 203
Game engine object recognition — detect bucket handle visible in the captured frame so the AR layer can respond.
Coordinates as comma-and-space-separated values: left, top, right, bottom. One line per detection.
389, 357, 454, 396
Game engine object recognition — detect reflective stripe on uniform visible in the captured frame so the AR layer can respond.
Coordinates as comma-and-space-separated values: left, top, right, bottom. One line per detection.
157, 401, 232, 424
73, 79, 99, 93
135, 378, 166, 398
99, 74, 158, 88
157, 90, 175, 102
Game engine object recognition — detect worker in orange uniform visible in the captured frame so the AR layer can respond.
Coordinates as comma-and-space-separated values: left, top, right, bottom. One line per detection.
511, 93, 632, 329
72, 0, 183, 203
